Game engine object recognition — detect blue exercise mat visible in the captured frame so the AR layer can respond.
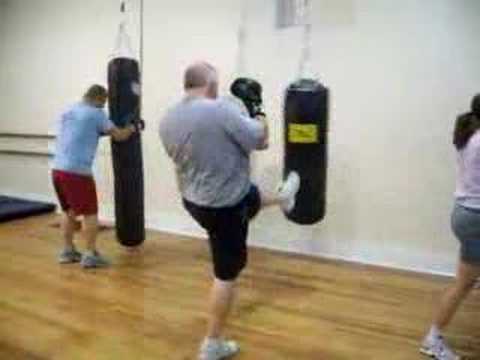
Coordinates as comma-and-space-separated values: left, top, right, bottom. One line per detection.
0, 196, 56, 222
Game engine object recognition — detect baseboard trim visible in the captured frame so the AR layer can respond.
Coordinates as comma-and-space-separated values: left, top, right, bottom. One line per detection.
97, 212, 455, 279
0, 195, 453, 279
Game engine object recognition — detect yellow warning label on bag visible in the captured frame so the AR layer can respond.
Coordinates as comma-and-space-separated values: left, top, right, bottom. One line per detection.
288, 124, 318, 144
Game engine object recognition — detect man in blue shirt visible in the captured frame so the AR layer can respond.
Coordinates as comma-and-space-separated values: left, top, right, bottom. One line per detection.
52, 84, 135, 268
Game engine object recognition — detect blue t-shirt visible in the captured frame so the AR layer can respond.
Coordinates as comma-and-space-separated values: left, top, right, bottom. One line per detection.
53, 102, 114, 175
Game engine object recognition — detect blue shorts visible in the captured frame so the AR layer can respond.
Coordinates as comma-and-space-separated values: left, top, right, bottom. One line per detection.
451, 204, 480, 265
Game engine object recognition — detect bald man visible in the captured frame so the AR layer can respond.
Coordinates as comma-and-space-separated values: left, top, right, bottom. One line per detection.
159, 62, 299, 360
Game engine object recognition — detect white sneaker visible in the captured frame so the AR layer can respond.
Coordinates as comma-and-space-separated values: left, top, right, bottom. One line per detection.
420, 335, 460, 360
278, 171, 301, 213
57, 248, 82, 264
198, 338, 240, 360
80, 251, 110, 269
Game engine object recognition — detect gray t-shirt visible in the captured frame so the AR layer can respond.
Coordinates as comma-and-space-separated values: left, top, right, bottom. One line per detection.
159, 96, 265, 207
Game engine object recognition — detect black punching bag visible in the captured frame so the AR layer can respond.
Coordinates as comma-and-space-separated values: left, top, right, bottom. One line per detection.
107, 57, 145, 246
283, 79, 329, 225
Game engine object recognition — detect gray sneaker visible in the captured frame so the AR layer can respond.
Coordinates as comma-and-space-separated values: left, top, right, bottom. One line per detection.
80, 251, 110, 269
58, 248, 82, 264
420, 335, 460, 360
198, 338, 239, 360
278, 171, 301, 213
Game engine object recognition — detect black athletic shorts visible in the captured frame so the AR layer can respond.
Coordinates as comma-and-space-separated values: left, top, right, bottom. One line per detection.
183, 184, 261, 281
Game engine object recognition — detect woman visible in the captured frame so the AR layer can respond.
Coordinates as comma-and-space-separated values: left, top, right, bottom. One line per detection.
420, 94, 480, 360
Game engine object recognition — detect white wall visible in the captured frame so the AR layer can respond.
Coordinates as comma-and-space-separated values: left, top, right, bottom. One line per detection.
0, 0, 7, 62
1, 0, 479, 275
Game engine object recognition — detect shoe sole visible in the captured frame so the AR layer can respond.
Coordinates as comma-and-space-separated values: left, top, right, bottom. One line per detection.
198, 342, 239, 360
81, 263, 110, 269
419, 347, 435, 358
419, 347, 461, 360
280, 172, 301, 213
198, 351, 238, 360
81, 260, 110, 269
58, 258, 81, 264
59, 260, 80, 264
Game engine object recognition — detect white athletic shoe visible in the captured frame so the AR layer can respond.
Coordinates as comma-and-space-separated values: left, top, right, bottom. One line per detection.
198, 338, 240, 360
57, 248, 82, 264
278, 171, 301, 213
420, 335, 460, 360
80, 251, 110, 269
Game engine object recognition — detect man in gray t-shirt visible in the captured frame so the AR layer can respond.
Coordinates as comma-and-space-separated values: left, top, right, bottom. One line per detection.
160, 62, 299, 360
160, 86, 265, 208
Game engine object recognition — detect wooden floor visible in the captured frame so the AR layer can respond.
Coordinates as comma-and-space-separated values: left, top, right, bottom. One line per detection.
0, 215, 479, 360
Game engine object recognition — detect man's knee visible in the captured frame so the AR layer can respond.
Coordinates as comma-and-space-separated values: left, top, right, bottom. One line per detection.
64, 211, 82, 232
65, 209, 76, 219
214, 255, 247, 281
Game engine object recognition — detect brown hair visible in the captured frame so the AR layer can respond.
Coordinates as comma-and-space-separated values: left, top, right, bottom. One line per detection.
183, 62, 216, 90
83, 84, 108, 101
453, 94, 480, 150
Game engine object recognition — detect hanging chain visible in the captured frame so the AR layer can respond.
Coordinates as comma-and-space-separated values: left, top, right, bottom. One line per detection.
139, 0, 144, 77
235, 1, 248, 75
298, 0, 312, 79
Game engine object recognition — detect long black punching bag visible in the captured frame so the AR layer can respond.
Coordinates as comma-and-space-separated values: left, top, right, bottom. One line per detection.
107, 57, 145, 246
283, 79, 329, 225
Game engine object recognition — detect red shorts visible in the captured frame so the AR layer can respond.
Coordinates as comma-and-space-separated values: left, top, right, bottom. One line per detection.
52, 170, 98, 215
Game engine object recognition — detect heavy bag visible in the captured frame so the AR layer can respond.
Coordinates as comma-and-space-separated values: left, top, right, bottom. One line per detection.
107, 57, 145, 246
283, 79, 329, 225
